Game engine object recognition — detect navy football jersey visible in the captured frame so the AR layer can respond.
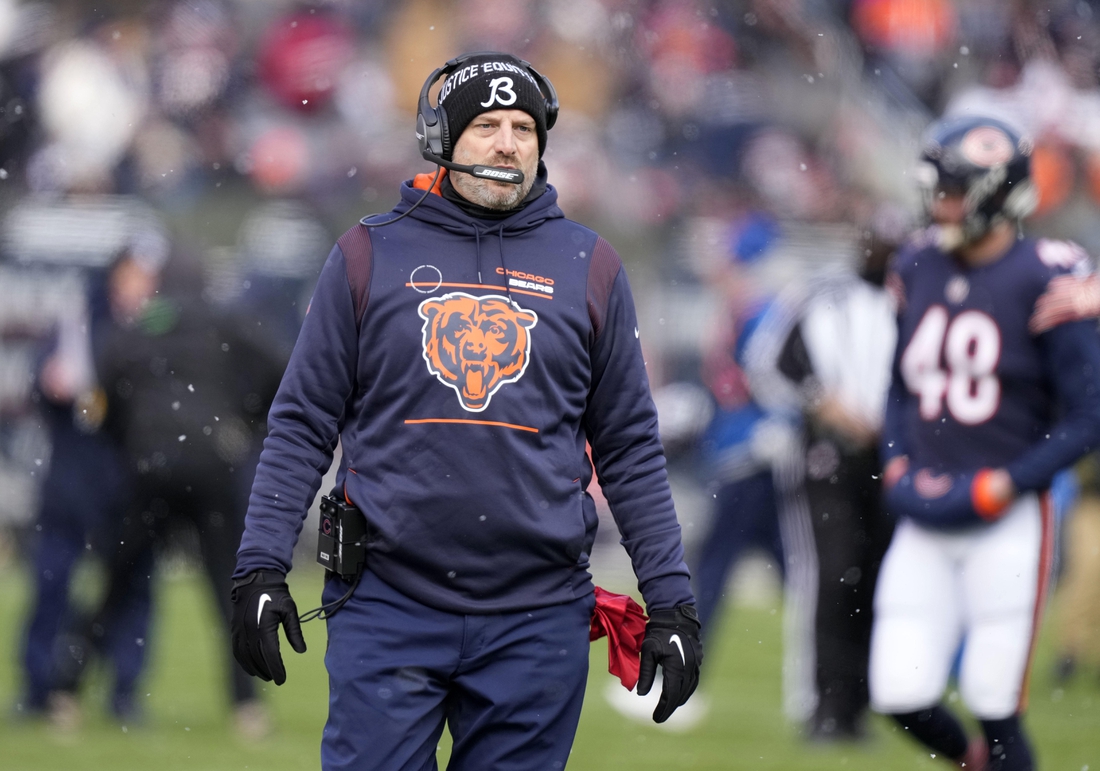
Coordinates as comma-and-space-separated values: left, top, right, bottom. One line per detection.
883, 233, 1100, 489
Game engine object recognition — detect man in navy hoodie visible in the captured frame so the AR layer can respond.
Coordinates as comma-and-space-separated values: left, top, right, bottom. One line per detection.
229, 52, 701, 770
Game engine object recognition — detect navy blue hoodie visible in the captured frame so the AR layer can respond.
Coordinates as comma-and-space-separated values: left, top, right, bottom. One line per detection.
235, 172, 694, 614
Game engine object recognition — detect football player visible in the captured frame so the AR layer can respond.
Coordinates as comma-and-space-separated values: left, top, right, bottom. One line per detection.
871, 115, 1100, 771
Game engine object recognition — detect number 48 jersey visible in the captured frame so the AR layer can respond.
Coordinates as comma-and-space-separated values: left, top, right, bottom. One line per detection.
883, 234, 1100, 492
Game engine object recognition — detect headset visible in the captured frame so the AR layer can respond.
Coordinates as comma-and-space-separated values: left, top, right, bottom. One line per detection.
416, 51, 559, 186
362, 53, 558, 228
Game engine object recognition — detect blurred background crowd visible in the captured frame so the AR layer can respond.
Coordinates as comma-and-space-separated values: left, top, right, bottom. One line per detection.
2, 0, 1100, 747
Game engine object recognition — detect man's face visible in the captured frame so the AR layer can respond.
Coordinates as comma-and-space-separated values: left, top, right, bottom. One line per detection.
450, 109, 539, 210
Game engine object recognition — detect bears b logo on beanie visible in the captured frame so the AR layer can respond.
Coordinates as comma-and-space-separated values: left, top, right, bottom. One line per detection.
438, 53, 549, 160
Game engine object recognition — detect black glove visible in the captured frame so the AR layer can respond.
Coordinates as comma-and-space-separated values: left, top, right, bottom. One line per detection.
230, 570, 306, 685
636, 604, 703, 723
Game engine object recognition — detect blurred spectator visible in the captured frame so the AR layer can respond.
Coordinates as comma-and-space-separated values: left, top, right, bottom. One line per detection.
850, 0, 958, 107
15, 262, 128, 728
33, 31, 147, 194
607, 209, 811, 728
86, 246, 283, 733
257, 6, 353, 115
690, 212, 790, 644
0, 0, 50, 183
749, 206, 904, 742
224, 198, 331, 364
3, 178, 171, 727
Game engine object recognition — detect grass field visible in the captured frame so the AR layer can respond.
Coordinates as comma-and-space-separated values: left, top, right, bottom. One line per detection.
0, 558, 1097, 771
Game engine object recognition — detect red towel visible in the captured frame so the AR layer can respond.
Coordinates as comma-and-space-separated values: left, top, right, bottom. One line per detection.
589, 586, 648, 690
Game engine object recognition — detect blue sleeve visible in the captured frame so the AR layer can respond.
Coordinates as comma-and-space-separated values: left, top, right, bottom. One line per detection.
1006, 319, 1100, 491
585, 267, 694, 611
234, 245, 360, 578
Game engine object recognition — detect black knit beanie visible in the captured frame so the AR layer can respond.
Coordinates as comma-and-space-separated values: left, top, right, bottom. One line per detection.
438, 52, 548, 160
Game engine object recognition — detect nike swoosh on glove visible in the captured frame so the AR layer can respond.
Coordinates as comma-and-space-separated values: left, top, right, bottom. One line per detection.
636, 604, 702, 723
231, 570, 306, 685
885, 468, 1011, 529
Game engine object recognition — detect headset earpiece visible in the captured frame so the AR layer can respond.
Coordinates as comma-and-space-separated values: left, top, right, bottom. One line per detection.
417, 65, 446, 160
438, 106, 453, 160
522, 61, 559, 130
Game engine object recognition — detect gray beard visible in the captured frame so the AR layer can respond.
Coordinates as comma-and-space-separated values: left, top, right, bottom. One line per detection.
450, 170, 536, 210
450, 146, 538, 210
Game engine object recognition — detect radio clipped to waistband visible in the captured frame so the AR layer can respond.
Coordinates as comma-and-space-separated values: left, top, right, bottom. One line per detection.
317, 494, 368, 580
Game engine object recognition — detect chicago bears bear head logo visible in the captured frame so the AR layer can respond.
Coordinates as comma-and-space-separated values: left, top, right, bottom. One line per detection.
418, 292, 538, 412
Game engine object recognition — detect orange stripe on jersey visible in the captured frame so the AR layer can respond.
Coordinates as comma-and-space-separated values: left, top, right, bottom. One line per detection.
406, 281, 553, 300
404, 418, 539, 433
1017, 492, 1056, 712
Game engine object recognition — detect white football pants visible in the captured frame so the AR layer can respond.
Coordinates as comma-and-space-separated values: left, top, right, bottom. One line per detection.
869, 494, 1053, 719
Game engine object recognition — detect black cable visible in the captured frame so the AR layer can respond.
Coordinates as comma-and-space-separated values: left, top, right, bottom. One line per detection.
360, 166, 443, 228
298, 570, 363, 623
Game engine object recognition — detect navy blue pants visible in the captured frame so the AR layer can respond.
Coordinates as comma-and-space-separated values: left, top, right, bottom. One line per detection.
22, 532, 150, 711
692, 469, 783, 637
21, 431, 129, 711
321, 571, 594, 771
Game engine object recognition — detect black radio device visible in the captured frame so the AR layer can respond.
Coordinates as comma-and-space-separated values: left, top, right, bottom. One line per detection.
316, 494, 368, 580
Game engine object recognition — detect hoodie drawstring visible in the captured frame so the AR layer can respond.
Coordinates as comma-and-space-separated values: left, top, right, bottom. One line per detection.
497, 223, 513, 302
473, 226, 483, 285
471, 223, 514, 303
